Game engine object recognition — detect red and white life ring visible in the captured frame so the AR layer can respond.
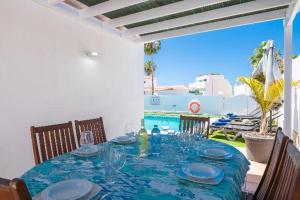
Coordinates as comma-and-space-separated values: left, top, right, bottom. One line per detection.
189, 100, 201, 114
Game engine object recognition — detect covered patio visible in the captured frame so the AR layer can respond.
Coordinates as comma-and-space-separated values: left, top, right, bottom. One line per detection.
1, 0, 300, 199
37, 0, 299, 140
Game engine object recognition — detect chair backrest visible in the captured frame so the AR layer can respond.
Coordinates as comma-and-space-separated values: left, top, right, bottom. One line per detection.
31, 121, 77, 165
253, 129, 289, 199
75, 117, 106, 145
266, 141, 300, 200
179, 115, 210, 138
0, 178, 32, 200
0, 178, 9, 185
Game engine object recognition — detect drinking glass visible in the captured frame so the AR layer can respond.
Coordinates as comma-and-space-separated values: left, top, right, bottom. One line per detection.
103, 144, 113, 183
177, 131, 191, 164
194, 123, 205, 139
178, 131, 191, 153
80, 131, 94, 146
103, 145, 126, 184
190, 123, 201, 148
110, 145, 126, 171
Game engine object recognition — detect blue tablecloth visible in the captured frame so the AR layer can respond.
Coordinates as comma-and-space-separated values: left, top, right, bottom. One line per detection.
22, 136, 249, 200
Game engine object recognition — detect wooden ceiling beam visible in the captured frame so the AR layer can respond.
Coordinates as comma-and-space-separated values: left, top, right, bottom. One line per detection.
124, 0, 289, 37
79, 0, 148, 19
135, 9, 286, 43
105, 0, 229, 28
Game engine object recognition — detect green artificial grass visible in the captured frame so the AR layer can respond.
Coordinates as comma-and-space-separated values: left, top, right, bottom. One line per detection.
209, 130, 245, 148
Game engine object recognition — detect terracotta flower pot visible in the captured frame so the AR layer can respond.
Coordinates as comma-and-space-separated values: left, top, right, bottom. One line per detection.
242, 132, 275, 163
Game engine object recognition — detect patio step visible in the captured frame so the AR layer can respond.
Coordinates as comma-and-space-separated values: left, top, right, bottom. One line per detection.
243, 166, 264, 193
246, 160, 265, 185
237, 147, 266, 193
246, 173, 262, 184
243, 181, 259, 194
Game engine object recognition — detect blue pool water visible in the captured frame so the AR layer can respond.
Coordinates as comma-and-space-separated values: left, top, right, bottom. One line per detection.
144, 115, 180, 132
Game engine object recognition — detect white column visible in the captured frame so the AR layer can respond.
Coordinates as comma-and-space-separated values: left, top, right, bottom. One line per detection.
283, 22, 293, 137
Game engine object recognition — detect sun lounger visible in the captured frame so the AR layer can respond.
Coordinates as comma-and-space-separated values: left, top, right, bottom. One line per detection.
228, 112, 261, 120
211, 110, 282, 141
226, 111, 281, 125
225, 107, 260, 119
210, 123, 260, 141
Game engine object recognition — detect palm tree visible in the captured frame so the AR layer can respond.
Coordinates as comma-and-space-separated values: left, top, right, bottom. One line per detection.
238, 77, 284, 134
144, 41, 161, 56
144, 60, 156, 95
144, 41, 161, 95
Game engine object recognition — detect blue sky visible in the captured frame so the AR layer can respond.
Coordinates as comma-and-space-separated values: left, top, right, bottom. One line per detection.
145, 14, 300, 86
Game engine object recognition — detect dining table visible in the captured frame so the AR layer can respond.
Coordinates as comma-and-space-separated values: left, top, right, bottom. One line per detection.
22, 135, 250, 200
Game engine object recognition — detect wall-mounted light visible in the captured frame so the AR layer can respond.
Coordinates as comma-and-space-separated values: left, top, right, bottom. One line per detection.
86, 51, 99, 57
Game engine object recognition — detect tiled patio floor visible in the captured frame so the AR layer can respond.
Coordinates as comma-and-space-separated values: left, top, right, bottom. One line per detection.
236, 147, 266, 193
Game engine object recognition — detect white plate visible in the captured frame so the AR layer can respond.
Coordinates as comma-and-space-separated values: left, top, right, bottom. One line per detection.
200, 148, 232, 160
71, 145, 99, 157
203, 148, 230, 157
111, 136, 136, 144
177, 165, 224, 185
40, 179, 93, 200
182, 163, 223, 181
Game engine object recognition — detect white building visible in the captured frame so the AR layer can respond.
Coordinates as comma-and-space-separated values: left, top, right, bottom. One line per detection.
144, 76, 157, 89
234, 83, 252, 96
188, 73, 233, 97
149, 85, 189, 95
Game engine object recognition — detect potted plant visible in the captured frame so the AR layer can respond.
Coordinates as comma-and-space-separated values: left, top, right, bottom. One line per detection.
238, 76, 283, 163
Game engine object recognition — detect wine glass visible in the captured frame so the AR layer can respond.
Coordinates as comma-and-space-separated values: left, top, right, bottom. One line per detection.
162, 144, 178, 167
162, 119, 170, 130
80, 131, 94, 147
124, 123, 135, 137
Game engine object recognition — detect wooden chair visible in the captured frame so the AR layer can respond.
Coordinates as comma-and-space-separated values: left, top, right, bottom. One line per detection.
0, 178, 10, 185
179, 115, 210, 138
252, 129, 289, 199
0, 178, 32, 200
31, 121, 77, 165
75, 117, 107, 145
266, 141, 300, 200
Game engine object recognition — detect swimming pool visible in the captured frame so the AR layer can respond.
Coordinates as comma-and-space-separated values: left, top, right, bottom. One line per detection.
144, 114, 246, 147
144, 115, 180, 132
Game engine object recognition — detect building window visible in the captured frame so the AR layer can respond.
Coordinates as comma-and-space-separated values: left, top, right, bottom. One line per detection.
197, 79, 207, 82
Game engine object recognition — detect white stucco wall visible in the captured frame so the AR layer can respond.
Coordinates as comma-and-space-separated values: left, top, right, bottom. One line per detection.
277, 57, 300, 148
189, 74, 233, 97
0, 0, 144, 178
234, 84, 252, 96
291, 57, 300, 148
